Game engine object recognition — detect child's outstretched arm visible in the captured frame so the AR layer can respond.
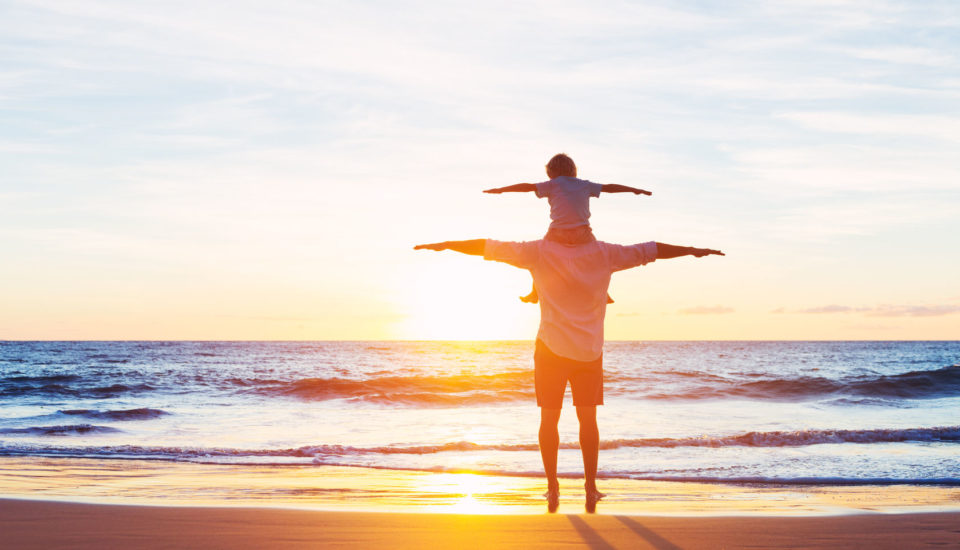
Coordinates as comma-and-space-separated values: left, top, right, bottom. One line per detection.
601, 184, 652, 195
483, 183, 537, 194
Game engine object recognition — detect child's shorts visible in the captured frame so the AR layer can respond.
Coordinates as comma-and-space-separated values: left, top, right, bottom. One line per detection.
544, 225, 596, 245
534, 339, 603, 408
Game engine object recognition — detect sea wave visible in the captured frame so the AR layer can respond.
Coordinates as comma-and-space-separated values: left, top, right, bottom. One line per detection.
2, 374, 81, 383
305, 425, 960, 452
607, 475, 960, 486
85, 354, 130, 363
608, 473, 960, 487
2, 427, 955, 458
59, 408, 170, 421
318, 464, 960, 486
0, 382, 155, 399
2, 355, 957, 405
643, 364, 960, 401
599, 426, 960, 449
244, 372, 535, 404
0, 424, 123, 436
237, 364, 960, 403
1, 443, 958, 486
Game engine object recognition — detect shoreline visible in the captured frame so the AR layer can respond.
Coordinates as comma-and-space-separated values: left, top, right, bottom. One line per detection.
4, 498, 960, 549
6, 455, 960, 547
3, 457, 960, 517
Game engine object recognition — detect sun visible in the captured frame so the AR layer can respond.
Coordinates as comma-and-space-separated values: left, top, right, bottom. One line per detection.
395, 258, 538, 340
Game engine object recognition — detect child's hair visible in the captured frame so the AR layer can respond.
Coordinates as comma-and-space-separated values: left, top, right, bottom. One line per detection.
546, 153, 577, 178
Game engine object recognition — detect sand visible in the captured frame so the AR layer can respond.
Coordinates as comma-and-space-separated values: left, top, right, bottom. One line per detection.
4, 457, 960, 548
3, 498, 960, 549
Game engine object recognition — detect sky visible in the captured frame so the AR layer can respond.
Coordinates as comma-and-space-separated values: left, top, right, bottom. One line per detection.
1, 0, 959, 340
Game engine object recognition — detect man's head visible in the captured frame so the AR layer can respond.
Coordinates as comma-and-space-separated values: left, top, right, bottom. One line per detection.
546, 153, 577, 179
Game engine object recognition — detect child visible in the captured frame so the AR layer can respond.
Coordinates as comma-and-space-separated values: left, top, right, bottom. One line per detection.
483, 153, 651, 304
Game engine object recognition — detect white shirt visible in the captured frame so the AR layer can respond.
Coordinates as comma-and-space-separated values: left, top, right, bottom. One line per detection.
484, 239, 658, 361
535, 176, 603, 230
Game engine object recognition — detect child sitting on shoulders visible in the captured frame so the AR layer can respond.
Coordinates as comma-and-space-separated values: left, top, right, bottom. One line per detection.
484, 153, 651, 304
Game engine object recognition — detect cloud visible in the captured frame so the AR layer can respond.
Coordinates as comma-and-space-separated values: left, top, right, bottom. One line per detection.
678, 306, 735, 315
798, 305, 863, 314
867, 305, 960, 318
728, 145, 960, 195
776, 112, 960, 143
792, 304, 960, 317
847, 323, 899, 331
214, 314, 318, 322
0, 141, 57, 154
840, 46, 956, 67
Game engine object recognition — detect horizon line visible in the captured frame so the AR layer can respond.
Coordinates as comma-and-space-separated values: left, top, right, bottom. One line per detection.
2, 338, 958, 343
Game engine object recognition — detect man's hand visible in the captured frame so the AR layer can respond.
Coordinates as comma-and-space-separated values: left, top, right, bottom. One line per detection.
634, 189, 653, 196
414, 242, 448, 251
655, 243, 725, 259
483, 188, 503, 194
413, 239, 485, 256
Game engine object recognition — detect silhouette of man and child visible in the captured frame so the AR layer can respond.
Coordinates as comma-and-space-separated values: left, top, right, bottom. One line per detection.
415, 153, 723, 513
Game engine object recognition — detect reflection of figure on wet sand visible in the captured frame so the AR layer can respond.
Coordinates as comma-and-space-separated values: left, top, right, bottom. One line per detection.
415, 236, 723, 512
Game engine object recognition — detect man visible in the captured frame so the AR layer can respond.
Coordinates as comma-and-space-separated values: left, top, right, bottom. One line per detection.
414, 238, 723, 512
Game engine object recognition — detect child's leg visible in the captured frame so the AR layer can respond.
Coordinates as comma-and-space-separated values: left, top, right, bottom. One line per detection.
520, 282, 539, 304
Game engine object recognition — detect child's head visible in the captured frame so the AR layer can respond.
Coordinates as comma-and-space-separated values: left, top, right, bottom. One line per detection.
546, 153, 577, 179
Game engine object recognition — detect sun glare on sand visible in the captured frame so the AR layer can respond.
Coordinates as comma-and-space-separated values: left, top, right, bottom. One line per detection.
426, 473, 510, 514
397, 259, 537, 340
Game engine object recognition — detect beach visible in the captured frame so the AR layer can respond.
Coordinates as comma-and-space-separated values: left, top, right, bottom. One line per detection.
4, 341, 959, 547
3, 456, 960, 548
5, 498, 960, 549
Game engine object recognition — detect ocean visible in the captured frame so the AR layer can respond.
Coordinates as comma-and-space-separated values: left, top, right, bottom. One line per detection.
2, 341, 959, 488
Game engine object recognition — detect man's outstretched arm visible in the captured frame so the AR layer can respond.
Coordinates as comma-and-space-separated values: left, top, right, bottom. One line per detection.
655, 242, 724, 259
483, 183, 537, 194
601, 184, 652, 196
414, 239, 485, 256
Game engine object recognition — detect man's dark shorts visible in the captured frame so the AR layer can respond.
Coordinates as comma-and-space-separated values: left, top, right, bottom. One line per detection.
534, 339, 603, 408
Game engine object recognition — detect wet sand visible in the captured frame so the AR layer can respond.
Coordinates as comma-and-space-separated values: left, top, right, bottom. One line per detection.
5, 457, 960, 516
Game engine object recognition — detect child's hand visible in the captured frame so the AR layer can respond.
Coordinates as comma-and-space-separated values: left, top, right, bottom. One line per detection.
484, 183, 536, 194
634, 189, 652, 196
692, 248, 724, 257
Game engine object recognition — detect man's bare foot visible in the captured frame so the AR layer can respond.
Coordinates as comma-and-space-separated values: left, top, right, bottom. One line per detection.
585, 488, 605, 514
606, 294, 614, 304
520, 290, 539, 304
544, 488, 560, 513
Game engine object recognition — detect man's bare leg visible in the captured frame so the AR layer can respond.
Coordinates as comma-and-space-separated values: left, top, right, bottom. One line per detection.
576, 405, 604, 512
539, 407, 561, 512
576, 405, 599, 490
